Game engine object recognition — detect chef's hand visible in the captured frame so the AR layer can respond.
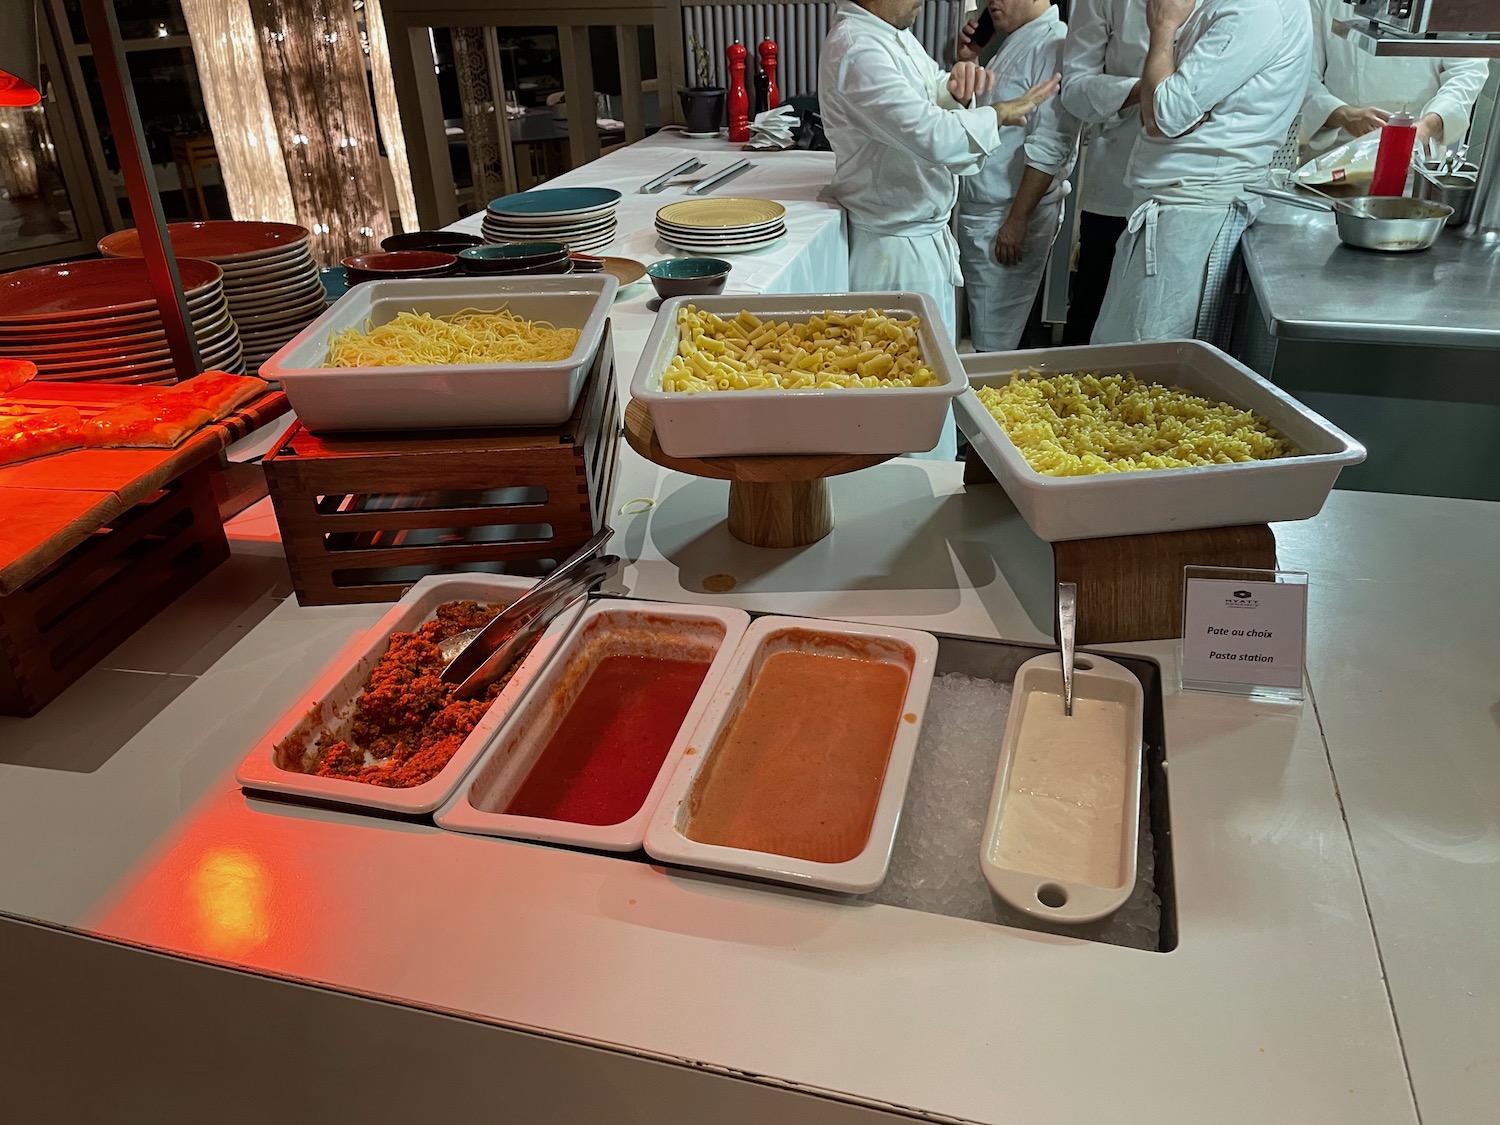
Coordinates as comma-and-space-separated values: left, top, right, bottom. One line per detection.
994, 214, 1027, 267
993, 73, 1060, 128
957, 19, 982, 64
948, 61, 994, 105
1146, 0, 1196, 36
1329, 104, 1390, 137
1415, 111, 1445, 147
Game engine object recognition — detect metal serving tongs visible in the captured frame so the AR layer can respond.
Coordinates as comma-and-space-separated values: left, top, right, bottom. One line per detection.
438, 528, 615, 690
1057, 581, 1078, 717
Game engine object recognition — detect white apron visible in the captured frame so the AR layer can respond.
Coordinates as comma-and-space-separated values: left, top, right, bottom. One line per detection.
1091, 181, 1260, 347
847, 220, 961, 460
955, 197, 1066, 353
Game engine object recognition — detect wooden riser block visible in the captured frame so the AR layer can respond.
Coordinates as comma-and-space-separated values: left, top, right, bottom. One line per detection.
0, 464, 230, 717
1054, 525, 1277, 644
263, 328, 619, 606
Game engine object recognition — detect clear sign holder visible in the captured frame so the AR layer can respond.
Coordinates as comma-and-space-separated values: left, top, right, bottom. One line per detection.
1180, 565, 1308, 703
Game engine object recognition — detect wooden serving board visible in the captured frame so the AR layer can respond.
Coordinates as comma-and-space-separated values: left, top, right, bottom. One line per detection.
0, 383, 289, 595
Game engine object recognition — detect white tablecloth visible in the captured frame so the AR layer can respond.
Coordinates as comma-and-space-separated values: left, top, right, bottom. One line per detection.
448, 131, 850, 402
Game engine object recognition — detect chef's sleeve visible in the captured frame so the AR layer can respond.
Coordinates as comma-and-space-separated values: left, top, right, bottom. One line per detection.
1150, 7, 1278, 139
1059, 0, 1138, 123
1301, 0, 1345, 136
1423, 56, 1492, 147
829, 43, 1002, 170
1026, 41, 1083, 178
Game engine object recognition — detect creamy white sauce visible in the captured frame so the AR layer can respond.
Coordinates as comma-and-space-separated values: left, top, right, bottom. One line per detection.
995, 690, 1130, 889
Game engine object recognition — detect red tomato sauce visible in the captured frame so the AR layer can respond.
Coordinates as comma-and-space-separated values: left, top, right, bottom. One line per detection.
506, 655, 710, 826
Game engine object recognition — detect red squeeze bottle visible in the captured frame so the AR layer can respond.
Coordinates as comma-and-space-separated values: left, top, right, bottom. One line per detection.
1370, 110, 1417, 197
758, 39, 780, 110
727, 42, 750, 143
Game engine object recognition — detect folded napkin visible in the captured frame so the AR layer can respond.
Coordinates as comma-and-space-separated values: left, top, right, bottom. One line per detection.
744, 105, 798, 151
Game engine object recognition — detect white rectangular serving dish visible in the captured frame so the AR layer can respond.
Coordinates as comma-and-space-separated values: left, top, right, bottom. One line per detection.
259, 275, 618, 432
630, 292, 966, 457
954, 340, 1367, 541
235, 574, 573, 815
436, 600, 750, 852
979, 652, 1144, 924
644, 615, 938, 894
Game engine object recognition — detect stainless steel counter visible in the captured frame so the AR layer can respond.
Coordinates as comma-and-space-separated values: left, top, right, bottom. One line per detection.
1241, 208, 1500, 349
1237, 208, 1500, 501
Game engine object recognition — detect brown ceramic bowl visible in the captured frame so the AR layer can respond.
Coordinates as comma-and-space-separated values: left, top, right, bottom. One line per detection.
646, 257, 731, 299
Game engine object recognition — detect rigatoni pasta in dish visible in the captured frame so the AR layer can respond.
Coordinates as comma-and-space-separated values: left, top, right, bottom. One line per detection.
325, 306, 580, 367
977, 371, 1296, 476
660, 306, 940, 392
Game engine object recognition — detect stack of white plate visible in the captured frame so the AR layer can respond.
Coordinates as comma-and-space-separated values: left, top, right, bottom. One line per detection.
0, 258, 241, 385
100, 220, 326, 372
481, 188, 622, 253
655, 198, 787, 254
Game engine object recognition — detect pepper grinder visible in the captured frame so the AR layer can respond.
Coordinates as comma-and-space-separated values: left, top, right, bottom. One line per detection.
758, 39, 780, 111
726, 41, 750, 143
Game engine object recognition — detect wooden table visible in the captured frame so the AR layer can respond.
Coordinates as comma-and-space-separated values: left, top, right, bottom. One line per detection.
0, 383, 288, 714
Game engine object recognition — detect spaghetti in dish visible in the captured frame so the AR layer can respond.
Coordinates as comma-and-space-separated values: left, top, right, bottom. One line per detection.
661, 306, 940, 392
976, 371, 1296, 476
325, 306, 580, 367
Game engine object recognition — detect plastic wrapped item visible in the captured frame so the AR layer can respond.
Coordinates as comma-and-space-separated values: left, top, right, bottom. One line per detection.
1293, 132, 1382, 190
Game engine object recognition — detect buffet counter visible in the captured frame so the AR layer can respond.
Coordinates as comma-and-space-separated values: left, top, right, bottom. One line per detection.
1238, 208, 1500, 500
2, 136, 1498, 1125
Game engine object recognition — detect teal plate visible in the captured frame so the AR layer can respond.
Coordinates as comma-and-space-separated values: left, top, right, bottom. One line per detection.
486, 187, 622, 218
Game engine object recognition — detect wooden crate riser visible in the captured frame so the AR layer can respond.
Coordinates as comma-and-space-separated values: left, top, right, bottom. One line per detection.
264, 329, 619, 606
0, 465, 229, 717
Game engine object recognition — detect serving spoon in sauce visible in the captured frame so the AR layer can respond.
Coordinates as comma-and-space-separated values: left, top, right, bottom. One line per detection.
1057, 581, 1077, 717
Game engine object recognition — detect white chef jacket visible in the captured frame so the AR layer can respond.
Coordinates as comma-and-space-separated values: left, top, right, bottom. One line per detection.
959, 7, 1078, 212
1094, 0, 1313, 345
819, 0, 1002, 271
1125, 0, 1313, 204
957, 7, 1078, 353
1060, 0, 1150, 217
820, 0, 1005, 459
1302, 0, 1492, 157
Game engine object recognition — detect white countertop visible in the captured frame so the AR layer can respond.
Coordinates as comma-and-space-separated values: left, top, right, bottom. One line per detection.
3, 135, 1497, 1123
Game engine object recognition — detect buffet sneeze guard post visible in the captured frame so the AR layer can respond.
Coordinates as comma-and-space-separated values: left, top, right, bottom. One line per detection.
1180, 566, 1309, 702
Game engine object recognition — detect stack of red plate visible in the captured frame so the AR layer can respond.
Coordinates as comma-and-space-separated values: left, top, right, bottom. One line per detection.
100, 220, 325, 374
0, 258, 241, 385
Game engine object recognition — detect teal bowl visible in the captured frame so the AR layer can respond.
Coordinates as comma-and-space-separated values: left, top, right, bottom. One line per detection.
647, 257, 731, 299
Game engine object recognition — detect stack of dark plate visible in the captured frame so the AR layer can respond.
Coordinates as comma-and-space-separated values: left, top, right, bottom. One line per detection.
342, 251, 458, 287
458, 242, 572, 276
481, 188, 622, 253
568, 254, 606, 274
0, 258, 242, 384
99, 220, 323, 373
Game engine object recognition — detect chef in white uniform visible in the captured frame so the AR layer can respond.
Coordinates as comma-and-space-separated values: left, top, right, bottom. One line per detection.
1058, 0, 1149, 345
1302, 0, 1491, 159
954, 0, 1080, 353
820, 0, 1059, 457
1091, 0, 1312, 346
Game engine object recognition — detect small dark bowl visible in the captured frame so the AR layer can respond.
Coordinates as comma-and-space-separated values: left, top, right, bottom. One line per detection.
569, 253, 606, 273
647, 257, 732, 299
342, 250, 457, 278
381, 230, 484, 254
461, 242, 571, 272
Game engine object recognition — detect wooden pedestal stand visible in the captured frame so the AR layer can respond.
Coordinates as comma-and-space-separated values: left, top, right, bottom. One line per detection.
623, 402, 892, 548
964, 449, 1278, 643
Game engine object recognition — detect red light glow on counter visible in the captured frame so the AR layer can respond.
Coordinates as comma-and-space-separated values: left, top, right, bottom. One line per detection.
189, 846, 272, 958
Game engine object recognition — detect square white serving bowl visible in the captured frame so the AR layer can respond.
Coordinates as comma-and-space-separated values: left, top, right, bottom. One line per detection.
259, 275, 618, 432
954, 340, 1367, 541
643, 615, 939, 894
435, 600, 750, 851
235, 574, 574, 815
979, 652, 1144, 925
630, 292, 967, 458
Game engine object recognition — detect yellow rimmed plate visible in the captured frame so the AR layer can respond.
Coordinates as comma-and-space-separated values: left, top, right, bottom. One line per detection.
655, 197, 787, 231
